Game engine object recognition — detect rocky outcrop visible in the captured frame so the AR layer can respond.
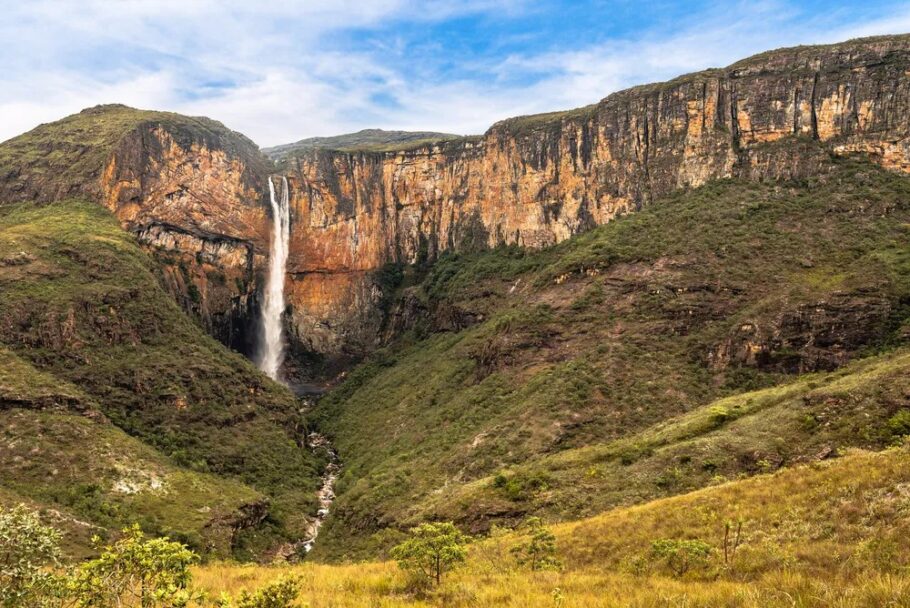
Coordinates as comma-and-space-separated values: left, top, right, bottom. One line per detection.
709, 292, 897, 373
281, 35, 910, 356
99, 121, 272, 352
0, 106, 274, 357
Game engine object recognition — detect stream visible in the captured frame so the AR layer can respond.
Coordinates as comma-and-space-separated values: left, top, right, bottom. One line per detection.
269, 382, 341, 560
300, 432, 340, 553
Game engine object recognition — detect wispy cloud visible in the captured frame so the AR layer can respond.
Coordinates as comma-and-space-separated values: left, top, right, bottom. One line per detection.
0, 0, 908, 146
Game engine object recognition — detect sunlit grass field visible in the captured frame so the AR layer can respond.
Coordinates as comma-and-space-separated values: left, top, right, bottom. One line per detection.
194, 445, 910, 607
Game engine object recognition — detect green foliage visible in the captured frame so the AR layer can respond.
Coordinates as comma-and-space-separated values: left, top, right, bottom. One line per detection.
0, 505, 64, 608
648, 538, 714, 578
492, 471, 551, 501
69, 525, 198, 608
510, 517, 561, 571
707, 405, 731, 428
888, 409, 910, 437
0, 201, 322, 556
221, 576, 300, 608
391, 522, 471, 586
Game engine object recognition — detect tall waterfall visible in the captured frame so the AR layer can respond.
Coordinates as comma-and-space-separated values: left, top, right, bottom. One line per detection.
258, 176, 290, 381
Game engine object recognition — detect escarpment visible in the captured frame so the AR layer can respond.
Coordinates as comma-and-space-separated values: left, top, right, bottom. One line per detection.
0, 105, 274, 354
99, 120, 273, 352
281, 35, 910, 358
3, 36, 910, 373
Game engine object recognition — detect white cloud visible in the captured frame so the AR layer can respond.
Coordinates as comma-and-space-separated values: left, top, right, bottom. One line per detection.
0, 0, 908, 146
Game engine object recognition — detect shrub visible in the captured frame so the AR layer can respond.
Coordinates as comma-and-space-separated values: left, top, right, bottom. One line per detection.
708, 405, 731, 428
0, 505, 64, 608
510, 517, 561, 571
888, 409, 910, 438
649, 538, 713, 577
391, 522, 470, 586
491, 471, 550, 501
230, 576, 300, 608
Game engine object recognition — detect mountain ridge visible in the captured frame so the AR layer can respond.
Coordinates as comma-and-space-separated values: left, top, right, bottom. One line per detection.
263, 128, 463, 160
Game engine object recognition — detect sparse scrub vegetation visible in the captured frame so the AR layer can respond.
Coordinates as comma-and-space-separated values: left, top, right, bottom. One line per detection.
186, 445, 910, 606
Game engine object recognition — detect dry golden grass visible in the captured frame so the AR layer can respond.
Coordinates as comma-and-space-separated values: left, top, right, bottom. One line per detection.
194, 446, 910, 607
193, 563, 910, 607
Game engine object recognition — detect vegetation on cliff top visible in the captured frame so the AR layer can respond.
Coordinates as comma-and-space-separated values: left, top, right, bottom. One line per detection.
0, 199, 322, 558
263, 128, 464, 160
309, 155, 910, 559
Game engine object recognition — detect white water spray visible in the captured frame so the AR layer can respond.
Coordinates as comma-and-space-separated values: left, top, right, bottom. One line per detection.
258, 176, 290, 381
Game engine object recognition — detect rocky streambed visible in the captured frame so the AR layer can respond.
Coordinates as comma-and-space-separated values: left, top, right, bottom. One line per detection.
301, 432, 340, 554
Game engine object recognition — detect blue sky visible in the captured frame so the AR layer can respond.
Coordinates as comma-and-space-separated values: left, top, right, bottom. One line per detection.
2, 1, 910, 146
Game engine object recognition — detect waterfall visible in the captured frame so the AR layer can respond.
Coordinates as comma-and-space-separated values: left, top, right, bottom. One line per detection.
257, 176, 290, 381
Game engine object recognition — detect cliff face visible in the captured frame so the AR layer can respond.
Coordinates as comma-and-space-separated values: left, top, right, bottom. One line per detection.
0, 106, 274, 355
281, 35, 910, 356
3, 37, 910, 368
99, 121, 272, 351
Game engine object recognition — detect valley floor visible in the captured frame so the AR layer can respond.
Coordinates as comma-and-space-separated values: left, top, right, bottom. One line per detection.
193, 445, 910, 607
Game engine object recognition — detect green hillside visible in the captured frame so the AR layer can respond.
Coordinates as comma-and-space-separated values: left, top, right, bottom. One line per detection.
309, 150, 910, 559
0, 200, 322, 558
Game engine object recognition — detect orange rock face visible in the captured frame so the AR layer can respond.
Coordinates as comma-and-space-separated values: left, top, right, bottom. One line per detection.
13, 38, 908, 366
100, 124, 271, 353
280, 37, 910, 356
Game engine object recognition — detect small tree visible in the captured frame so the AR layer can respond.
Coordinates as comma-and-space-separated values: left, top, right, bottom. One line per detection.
391, 522, 470, 586
0, 505, 64, 608
510, 517, 561, 571
70, 525, 198, 608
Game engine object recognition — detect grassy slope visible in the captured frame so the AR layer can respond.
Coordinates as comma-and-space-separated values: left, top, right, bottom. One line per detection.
0, 346, 263, 557
310, 155, 910, 559
194, 445, 910, 607
0, 200, 322, 558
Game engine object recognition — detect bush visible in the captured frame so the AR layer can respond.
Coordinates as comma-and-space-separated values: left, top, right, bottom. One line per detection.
649, 538, 713, 578
0, 504, 64, 608
888, 409, 910, 438
708, 405, 731, 428
491, 471, 550, 501
391, 522, 470, 586
229, 576, 300, 608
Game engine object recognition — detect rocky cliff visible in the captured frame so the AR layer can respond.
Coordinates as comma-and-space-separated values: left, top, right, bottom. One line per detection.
0, 105, 273, 354
279, 35, 910, 358
3, 36, 910, 372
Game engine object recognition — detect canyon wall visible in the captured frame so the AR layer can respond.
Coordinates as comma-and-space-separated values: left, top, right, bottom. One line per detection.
281, 35, 910, 356
100, 121, 272, 352
0, 106, 274, 355
4, 37, 910, 370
